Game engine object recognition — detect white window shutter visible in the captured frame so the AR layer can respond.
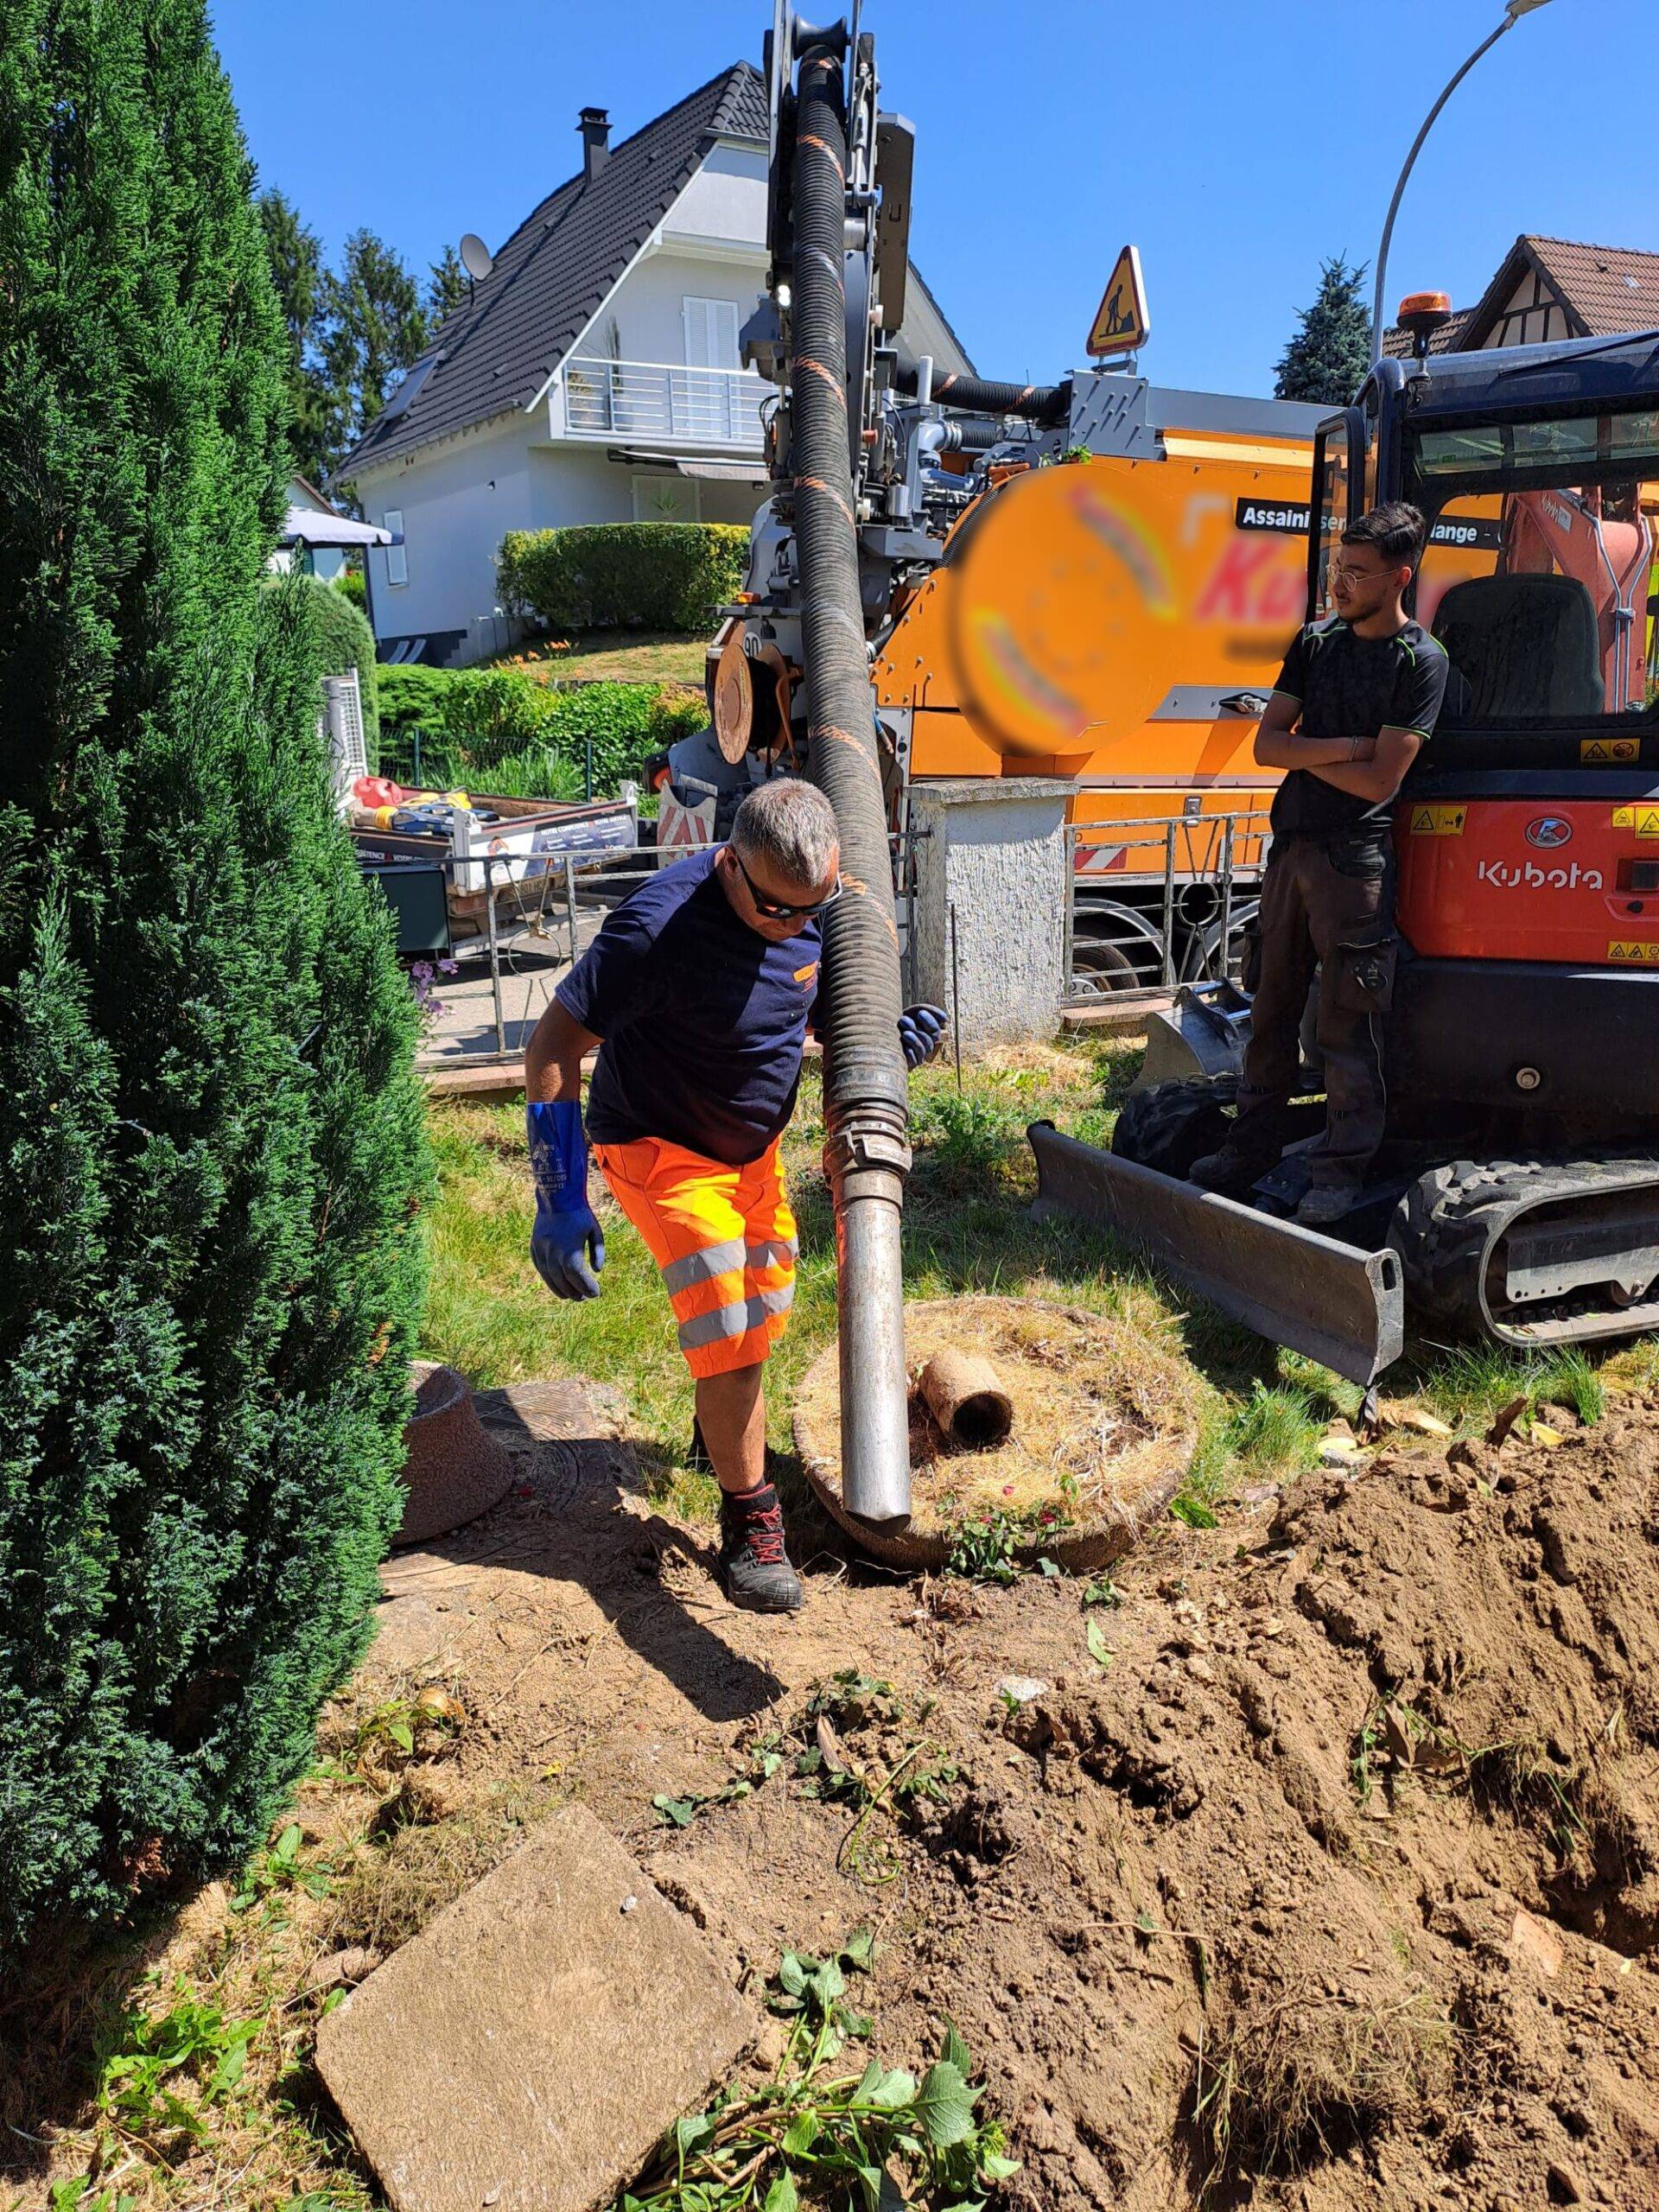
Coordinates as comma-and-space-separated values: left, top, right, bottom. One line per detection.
385, 509, 407, 587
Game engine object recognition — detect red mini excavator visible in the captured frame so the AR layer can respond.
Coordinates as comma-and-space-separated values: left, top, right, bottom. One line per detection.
1030, 301, 1659, 1395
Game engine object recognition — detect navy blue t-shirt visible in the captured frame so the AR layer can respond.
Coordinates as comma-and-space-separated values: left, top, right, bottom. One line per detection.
556, 849, 821, 1166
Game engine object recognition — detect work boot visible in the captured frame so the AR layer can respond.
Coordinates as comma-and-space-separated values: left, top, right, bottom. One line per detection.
718, 1481, 804, 1614
1188, 1144, 1269, 1198
1294, 1183, 1357, 1229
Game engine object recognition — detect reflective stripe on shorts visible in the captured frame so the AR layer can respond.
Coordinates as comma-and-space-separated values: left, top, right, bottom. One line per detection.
677, 1280, 796, 1353
590, 1133, 799, 1379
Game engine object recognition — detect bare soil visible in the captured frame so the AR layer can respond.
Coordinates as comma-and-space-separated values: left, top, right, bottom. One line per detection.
792, 1296, 1199, 1565
13, 1376, 1659, 2212
372, 1376, 1659, 2209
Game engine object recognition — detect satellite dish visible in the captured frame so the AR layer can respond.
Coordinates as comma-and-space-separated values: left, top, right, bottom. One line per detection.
459, 233, 493, 283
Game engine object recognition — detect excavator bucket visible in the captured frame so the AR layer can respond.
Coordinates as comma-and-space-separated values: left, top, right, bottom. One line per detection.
1027, 1122, 1405, 1388
1135, 982, 1252, 1089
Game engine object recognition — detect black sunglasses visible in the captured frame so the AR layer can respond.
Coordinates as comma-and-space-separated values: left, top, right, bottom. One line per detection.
731, 850, 842, 921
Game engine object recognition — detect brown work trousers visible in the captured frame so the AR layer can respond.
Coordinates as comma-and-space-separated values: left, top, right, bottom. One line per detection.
1235, 834, 1398, 1191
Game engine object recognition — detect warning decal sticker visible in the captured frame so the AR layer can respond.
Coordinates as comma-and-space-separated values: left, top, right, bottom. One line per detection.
1581, 737, 1641, 763
1611, 805, 1659, 837
1606, 940, 1659, 963
1408, 804, 1466, 836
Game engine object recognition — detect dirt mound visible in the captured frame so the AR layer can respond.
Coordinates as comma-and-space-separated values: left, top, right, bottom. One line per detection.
794, 1296, 1199, 1571
657, 1402, 1659, 2208
23, 1383, 1655, 2212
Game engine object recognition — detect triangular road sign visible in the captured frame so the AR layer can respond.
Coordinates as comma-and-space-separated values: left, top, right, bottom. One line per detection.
1087, 245, 1150, 358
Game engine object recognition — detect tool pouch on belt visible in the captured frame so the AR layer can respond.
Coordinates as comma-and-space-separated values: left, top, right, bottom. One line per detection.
1329, 936, 1398, 1016
1240, 917, 1263, 997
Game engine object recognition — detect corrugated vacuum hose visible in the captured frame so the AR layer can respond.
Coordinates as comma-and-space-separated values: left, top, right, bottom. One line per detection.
789, 31, 912, 1523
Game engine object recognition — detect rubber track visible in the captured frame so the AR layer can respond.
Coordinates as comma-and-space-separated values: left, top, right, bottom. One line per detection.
1395, 1152, 1659, 1345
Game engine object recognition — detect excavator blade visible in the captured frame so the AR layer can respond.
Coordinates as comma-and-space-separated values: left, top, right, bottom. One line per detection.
1027, 1122, 1405, 1387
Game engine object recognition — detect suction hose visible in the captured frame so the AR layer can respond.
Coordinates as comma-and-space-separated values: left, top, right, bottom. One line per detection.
893, 360, 1072, 427
790, 36, 912, 1524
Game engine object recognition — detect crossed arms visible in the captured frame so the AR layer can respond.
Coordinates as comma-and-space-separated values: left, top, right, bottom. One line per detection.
1252, 691, 1424, 804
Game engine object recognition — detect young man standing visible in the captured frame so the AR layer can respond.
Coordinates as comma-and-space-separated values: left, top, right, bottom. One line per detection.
1192, 503, 1449, 1224
523, 778, 944, 1614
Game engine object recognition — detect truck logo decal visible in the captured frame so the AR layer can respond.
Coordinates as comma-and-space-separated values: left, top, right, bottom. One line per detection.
1069, 485, 1179, 618
1478, 860, 1604, 890
1232, 501, 1501, 549
1525, 816, 1573, 849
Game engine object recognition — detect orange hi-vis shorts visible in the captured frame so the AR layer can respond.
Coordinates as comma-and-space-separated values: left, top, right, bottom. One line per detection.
591, 1134, 798, 1379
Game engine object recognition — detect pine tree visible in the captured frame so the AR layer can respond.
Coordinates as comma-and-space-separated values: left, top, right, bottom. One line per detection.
257, 187, 333, 485
321, 228, 429, 461
428, 243, 471, 331
0, 0, 429, 1957
1274, 256, 1373, 407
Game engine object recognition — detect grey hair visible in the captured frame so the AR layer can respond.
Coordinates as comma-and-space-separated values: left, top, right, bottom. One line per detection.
729, 778, 840, 889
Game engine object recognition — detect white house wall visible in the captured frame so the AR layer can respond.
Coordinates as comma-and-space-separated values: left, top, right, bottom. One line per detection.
577, 247, 766, 370
661, 143, 769, 253
358, 415, 533, 653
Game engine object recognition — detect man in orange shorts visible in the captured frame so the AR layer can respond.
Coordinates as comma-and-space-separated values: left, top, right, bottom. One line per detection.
524, 779, 944, 1612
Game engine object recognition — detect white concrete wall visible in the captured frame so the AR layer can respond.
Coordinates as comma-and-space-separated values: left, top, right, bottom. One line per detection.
910, 779, 1071, 1046
357, 415, 534, 648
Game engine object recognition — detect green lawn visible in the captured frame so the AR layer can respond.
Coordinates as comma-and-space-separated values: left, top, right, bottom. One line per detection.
423, 1036, 1659, 1528
492, 629, 705, 688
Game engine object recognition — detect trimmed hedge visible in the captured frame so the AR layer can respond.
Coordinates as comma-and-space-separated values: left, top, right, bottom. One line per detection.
498, 523, 748, 632
375, 664, 705, 799
377, 663, 455, 737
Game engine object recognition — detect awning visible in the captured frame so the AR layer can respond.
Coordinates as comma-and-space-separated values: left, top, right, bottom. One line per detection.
280, 505, 397, 550
603, 447, 770, 483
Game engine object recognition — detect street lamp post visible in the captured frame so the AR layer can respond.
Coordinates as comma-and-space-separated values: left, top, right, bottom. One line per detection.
1369, 0, 1554, 363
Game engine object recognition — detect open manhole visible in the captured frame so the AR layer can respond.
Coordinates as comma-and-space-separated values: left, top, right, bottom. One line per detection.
793, 1295, 1199, 1571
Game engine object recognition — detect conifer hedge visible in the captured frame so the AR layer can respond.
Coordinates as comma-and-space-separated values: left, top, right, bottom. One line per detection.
0, 0, 429, 1955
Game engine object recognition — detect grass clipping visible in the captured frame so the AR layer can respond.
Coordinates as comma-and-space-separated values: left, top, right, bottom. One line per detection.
795, 1297, 1198, 1564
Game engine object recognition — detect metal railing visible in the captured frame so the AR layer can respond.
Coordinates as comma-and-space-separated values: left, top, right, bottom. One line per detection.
1064, 809, 1272, 1007
563, 357, 769, 450
405, 830, 924, 1069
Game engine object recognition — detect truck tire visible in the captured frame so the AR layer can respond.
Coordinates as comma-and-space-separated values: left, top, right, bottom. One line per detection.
1111, 1076, 1237, 1179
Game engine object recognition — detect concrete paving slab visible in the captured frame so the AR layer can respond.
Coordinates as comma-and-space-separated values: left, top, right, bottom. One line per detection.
315, 1804, 754, 2212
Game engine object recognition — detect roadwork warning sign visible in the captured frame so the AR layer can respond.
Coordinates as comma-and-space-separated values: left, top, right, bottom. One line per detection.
1087, 245, 1150, 358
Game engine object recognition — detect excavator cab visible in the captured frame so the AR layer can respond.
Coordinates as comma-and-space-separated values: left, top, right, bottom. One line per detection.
1034, 321, 1659, 1387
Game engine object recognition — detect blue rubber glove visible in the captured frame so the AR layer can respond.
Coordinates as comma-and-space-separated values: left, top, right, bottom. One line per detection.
526, 1100, 605, 1300
898, 1003, 948, 1070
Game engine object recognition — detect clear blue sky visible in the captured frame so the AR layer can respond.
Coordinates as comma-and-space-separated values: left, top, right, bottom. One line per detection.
213, 0, 1655, 397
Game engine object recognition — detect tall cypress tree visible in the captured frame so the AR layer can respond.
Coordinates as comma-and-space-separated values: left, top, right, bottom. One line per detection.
257, 187, 333, 486
0, 0, 429, 1955
1274, 255, 1372, 406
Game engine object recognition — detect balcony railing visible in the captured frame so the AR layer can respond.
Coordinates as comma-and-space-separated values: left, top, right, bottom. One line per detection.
563, 357, 768, 452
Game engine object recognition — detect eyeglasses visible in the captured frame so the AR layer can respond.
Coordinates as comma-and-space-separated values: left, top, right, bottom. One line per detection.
1328, 559, 1388, 588
732, 850, 842, 921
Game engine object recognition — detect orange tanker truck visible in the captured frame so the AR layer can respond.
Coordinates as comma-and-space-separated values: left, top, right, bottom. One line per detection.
671, 368, 1328, 989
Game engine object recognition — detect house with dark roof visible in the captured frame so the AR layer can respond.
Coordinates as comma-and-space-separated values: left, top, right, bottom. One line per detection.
341, 61, 973, 666
1383, 234, 1659, 358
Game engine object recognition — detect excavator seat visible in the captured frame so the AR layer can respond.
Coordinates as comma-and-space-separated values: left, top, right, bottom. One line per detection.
1431, 572, 1604, 721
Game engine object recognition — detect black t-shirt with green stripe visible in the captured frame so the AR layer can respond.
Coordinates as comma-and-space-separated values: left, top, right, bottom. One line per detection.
1268, 617, 1449, 840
